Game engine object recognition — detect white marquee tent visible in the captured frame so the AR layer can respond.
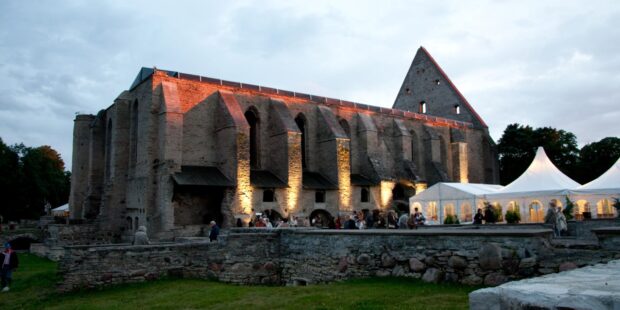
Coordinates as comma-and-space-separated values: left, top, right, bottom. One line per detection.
483, 147, 581, 223
409, 183, 503, 225
569, 157, 620, 218
52, 204, 70, 217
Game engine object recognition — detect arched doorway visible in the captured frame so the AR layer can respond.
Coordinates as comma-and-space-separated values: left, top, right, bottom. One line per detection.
392, 183, 416, 213
309, 209, 333, 228
263, 209, 284, 224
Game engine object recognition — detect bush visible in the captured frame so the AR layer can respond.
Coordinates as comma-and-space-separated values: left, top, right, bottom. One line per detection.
563, 196, 575, 220
444, 214, 457, 224
505, 209, 521, 224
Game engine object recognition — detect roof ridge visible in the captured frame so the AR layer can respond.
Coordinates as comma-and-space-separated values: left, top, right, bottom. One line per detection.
131, 67, 475, 130
419, 47, 488, 128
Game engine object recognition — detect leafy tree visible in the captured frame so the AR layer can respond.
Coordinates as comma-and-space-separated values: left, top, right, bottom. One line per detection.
0, 138, 20, 222
0, 139, 70, 220
497, 124, 580, 185
577, 137, 620, 183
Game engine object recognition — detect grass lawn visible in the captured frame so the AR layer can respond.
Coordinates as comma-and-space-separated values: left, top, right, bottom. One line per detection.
1, 254, 478, 309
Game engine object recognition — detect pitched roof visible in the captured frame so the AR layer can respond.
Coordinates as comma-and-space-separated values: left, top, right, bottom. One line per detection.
576, 156, 620, 192
250, 170, 288, 188
172, 166, 234, 187
487, 147, 580, 198
419, 47, 488, 128
129, 67, 475, 130
303, 171, 338, 190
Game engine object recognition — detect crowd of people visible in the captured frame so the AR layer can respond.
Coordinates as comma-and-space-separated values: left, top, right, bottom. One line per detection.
243, 208, 428, 230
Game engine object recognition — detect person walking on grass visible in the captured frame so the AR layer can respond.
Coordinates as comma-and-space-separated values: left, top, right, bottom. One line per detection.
1, 242, 19, 292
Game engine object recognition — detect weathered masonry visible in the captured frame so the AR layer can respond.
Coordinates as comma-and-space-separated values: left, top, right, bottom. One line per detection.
69, 47, 499, 239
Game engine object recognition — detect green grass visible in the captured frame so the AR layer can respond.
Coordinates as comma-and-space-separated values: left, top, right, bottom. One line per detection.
1, 254, 477, 309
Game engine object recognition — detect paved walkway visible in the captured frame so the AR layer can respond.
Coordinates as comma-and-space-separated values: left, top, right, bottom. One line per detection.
470, 259, 620, 310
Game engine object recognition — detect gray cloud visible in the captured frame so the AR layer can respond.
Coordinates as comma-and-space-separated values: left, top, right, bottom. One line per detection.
0, 0, 619, 169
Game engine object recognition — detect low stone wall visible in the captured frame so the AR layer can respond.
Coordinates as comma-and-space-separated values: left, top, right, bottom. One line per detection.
568, 218, 620, 240
46, 224, 116, 246
57, 228, 620, 292
279, 229, 558, 286
57, 231, 279, 292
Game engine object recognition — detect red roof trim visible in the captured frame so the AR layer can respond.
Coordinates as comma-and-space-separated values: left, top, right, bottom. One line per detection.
420, 47, 488, 128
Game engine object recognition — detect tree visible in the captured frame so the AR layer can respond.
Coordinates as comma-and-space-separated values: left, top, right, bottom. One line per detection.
0, 138, 20, 222
577, 137, 620, 184
19, 145, 71, 219
497, 124, 580, 185
496, 124, 536, 185
0, 139, 71, 220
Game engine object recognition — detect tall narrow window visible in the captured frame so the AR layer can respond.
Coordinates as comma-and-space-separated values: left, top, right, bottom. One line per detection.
244, 109, 260, 169
295, 114, 307, 168
263, 189, 275, 202
315, 191, 326, 203
130, 100, 139, 170
361, 187, 369, 202
419, 101, 427, 114
454, 104, 460, 115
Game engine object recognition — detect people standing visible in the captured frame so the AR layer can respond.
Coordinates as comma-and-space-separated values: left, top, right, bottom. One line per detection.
555, 206, 567, 237
544, 202, 558, 236
473, 208, 484, 225
209, 221, 220, 242
133, 226, 150, 245
1, 242, 19, 292
412, 208, 425, 228
398, 213, 409, 229
484, 204, 495, 224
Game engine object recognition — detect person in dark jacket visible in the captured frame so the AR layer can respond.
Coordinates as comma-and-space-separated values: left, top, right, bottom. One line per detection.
1, 242, 19, 292
473, 208, 484, 225
209, 221, 220, 242
484, 204, 496, 224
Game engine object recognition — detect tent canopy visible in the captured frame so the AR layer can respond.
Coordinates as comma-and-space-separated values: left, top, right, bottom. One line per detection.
411, 182, 503, 202
52, 204, 69, 212
486, 147, 580, 199
572, 157, 620, 195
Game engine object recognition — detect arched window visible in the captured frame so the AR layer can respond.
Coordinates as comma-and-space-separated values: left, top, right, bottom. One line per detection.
529, 200, 544, 223
339, 119, 350, 137
360, 187, 369, 202
134, 216, 139, 231
105, 119, 113, 181
419, 101, 426, 114
295, 114, 307, 168
427, 202, 438, 221
460, 203, 472, 222
126, 216, 132, 231
244, 108, 260, 169
130, 100, 139, 170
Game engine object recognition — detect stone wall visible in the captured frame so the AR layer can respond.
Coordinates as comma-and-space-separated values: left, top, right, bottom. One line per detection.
57, 228, 620, 292
567, 218, 620, 240
58, 231, 279, 292
45, 224, 116, 247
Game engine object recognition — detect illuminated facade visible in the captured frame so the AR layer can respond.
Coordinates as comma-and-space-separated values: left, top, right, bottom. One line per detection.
69, 47, 499, 239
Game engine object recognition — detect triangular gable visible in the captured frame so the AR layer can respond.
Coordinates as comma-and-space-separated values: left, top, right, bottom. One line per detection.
393, 47, 488, 128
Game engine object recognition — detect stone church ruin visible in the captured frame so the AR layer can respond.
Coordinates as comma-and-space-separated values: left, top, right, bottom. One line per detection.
68, 47, 499, 240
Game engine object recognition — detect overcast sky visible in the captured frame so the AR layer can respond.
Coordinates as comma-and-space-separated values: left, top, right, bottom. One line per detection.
1, 1, 619, 169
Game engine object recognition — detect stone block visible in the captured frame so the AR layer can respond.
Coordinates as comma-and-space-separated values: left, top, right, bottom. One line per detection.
357, 254, 371, 265
422, 268, 443, 283
559, 262, 577, 272
448, 256, 467, 269
409, 258, 426, 272
478, 243, 502, 270
461, 274, 483, 286
381, 253, 396, 268
483, 272, 508, 286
